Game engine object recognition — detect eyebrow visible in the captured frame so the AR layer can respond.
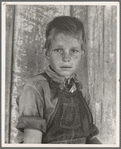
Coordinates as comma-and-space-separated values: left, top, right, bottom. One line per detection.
56, 45, 64, 48
56, 45, 79, 49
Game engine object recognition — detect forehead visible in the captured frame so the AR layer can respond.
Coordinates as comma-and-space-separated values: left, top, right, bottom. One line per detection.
51, 33, 81, 48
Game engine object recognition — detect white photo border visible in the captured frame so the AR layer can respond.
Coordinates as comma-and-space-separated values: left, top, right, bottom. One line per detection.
2, 1, 120, 148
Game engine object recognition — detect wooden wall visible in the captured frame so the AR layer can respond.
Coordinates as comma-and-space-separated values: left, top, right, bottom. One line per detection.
87, 6, 117, 144
5, 5, 117, 144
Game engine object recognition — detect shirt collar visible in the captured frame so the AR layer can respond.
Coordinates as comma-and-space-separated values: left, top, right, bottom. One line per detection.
45, 65, 81, 86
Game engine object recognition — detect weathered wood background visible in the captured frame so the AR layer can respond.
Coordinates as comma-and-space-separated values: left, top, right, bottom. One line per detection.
5, 5, 117, 144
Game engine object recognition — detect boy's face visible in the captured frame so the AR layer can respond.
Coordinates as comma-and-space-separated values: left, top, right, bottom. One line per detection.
47, 33, 83, 78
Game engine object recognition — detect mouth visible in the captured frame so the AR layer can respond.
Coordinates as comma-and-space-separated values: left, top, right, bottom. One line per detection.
60, 66, 72, 68
60, 66, 72, 70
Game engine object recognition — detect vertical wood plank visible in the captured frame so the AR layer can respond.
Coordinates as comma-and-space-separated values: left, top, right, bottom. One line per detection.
10, 5, 70, 143
87, 6, 97, 122
88, 6, 105, 137
87, 5, 117, 144
95, 6, 104, 139
102, 5, 116, 144
5, 5, 15, 143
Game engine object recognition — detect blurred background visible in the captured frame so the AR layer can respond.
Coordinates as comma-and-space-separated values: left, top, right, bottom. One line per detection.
5, 4, 117, 144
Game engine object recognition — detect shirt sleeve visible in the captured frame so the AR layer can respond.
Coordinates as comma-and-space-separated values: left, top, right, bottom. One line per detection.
16, 85, 46, 143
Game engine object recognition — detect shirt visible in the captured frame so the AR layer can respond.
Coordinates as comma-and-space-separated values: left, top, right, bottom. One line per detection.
16, 66, 99, 143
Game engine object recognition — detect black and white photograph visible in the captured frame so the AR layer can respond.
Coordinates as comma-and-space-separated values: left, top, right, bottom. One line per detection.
2, 1, 120, 147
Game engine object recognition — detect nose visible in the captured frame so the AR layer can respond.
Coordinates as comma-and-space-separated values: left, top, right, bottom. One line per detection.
62, 54, 71, 62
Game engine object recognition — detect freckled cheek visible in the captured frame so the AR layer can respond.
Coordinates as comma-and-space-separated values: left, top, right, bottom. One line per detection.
50, 56, 61, 65
75, 55, 78, 59
53, 55, 62, 62
72, 55, 81, 60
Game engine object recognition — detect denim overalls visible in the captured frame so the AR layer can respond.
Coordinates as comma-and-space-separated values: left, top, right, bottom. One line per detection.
41, 72, 94, 144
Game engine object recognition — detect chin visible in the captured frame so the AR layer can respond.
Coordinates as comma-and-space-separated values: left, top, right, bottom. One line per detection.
60, 72, 73, 77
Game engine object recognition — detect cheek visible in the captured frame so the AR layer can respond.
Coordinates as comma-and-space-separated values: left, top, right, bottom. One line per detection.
51, 53, 61, 61
73, 54, 81, 61
73, 55, 81, 66
49, 54, 60, 65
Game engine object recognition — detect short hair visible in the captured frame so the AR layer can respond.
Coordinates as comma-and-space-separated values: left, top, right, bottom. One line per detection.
43, 16, 86, 51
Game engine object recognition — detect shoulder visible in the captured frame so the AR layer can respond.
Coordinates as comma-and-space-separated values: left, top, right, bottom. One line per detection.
79, 82, 90, 105
81, 83, 88, 97
78, 82, 88, 97
25, 73, 49, 88
20, 73, 51, 98
17, 73, 50, 106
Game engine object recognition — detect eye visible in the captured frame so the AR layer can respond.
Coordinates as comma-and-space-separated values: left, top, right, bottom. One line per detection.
70, 49, 79, 53
53, 49, 63, 53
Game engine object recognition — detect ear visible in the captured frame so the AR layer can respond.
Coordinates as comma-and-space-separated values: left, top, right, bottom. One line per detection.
81, 40, 86, 56
81, 49, 85, 58
83, 49, 86, 55
42, 48, 50, 61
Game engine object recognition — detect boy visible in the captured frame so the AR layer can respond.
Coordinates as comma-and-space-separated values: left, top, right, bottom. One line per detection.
16, 16, 101, 144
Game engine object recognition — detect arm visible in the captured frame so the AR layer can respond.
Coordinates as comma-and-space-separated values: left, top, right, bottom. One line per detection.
82, 85, 102, 144
24, 129, 42, 143
16, 86, 46, 143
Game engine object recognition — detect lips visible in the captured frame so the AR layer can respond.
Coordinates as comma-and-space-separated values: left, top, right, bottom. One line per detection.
60, 66, 72, 68
60, 66, 72, 71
